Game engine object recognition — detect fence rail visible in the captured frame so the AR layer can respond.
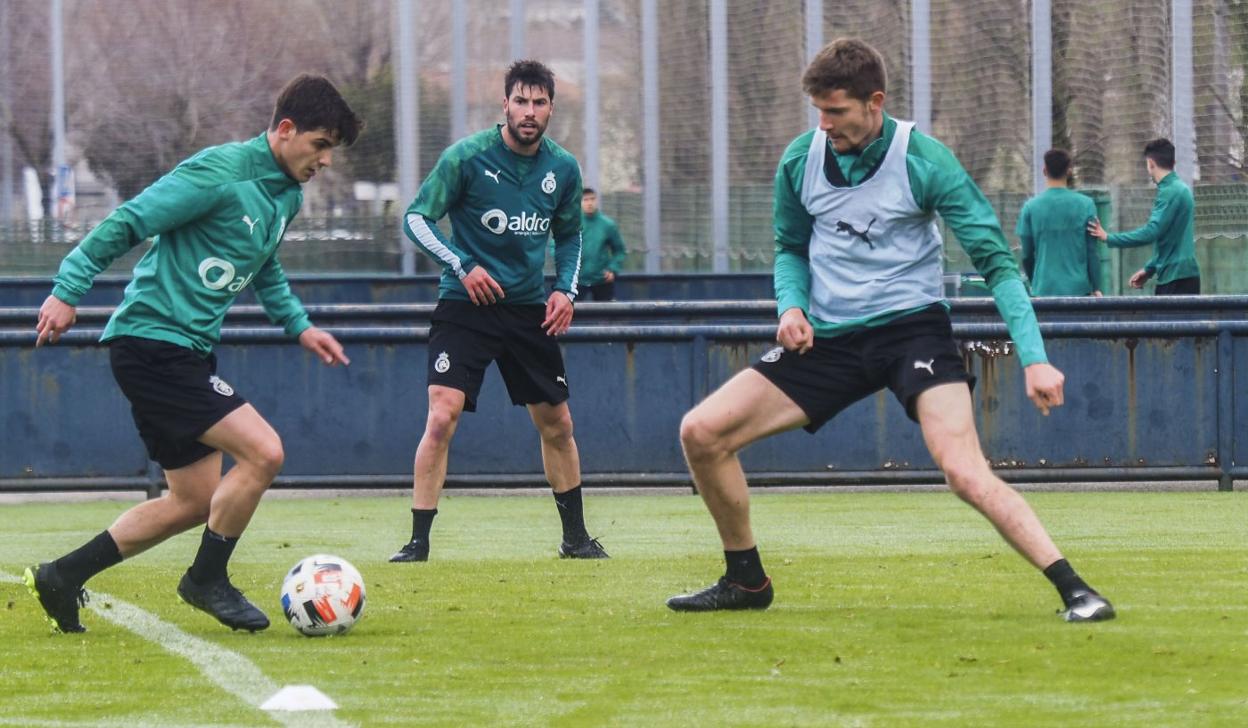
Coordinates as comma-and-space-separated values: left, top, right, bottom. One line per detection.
1, 298, 1242, 495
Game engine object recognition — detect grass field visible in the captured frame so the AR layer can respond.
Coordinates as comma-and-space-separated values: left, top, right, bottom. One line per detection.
1, 490, 1245, 727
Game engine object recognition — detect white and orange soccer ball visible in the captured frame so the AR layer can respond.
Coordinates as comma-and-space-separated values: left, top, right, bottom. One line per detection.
280, 554, 366, 636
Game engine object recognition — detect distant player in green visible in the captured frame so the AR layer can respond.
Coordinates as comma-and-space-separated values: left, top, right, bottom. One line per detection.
392, 60, 607, 563
579, 188, 627, 300
1088, 138, 1201, 294
1016, 149, 1102, 297
26, 75, 362, 634
666, 39, 1113, 622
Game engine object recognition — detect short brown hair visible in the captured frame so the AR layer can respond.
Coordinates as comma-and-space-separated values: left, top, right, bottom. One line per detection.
505, 59, 556, 101
801, 38, 887, 101
270, 74, 363, 146
1043, 149, 1073, 180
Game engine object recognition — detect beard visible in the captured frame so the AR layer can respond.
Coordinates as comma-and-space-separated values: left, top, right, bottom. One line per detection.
506, 116, 547, 147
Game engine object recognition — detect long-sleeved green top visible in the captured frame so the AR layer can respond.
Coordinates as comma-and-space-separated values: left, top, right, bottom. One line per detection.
773, 114, 1047, 366
1016, 187, 1101, 296
579, 211, 626, 286
51, 133, 310, 355
404, 126, 584, 304
1105, 171, 1200, 285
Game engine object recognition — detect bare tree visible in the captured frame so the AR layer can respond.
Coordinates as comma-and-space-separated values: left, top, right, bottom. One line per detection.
64, 0, 333, 198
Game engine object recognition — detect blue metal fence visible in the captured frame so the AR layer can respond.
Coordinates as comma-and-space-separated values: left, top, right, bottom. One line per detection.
0, 297, 1243, 494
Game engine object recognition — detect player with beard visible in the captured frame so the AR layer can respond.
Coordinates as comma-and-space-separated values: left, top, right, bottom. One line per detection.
392, 60, 607, 563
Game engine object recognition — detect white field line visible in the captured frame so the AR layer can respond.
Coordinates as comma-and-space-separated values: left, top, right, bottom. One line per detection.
1, 572, 352, 728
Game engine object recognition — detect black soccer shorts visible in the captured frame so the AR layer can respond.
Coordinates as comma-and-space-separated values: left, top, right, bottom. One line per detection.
425, 300, 569, 412
108, 335, 247, 470
752, 304, 976, 431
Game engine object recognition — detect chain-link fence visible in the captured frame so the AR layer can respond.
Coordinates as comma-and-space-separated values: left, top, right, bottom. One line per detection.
1, 0, 1246, 292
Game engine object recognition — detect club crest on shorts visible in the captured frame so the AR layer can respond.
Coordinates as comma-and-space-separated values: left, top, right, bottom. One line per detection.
209, 375, 235, 397
760, 346, 784, 363
434, 351, 451, 374
541, 171, 557, 194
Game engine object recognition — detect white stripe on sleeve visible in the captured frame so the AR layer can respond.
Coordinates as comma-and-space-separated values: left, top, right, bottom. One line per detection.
406, 213, 466, 279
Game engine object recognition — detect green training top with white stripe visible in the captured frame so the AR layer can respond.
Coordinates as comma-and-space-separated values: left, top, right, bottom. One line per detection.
404, 126, 584, 304
772, 114, 1048, 366
1105, 171, 1201, 285
50, 133, 310, 355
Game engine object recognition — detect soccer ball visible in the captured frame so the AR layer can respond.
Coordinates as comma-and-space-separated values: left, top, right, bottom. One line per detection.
280, 554, 366, 636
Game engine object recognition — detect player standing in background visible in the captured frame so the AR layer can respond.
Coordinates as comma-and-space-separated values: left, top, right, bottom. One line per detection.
577, 188, 627, 301
1087, 138, 1201, 295
1017, 149, 1103, 297
27, 75, 362, 633
666, 39, 1114, 622
392, 60, 608, 563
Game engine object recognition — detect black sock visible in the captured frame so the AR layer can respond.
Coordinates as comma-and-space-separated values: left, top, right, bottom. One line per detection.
410, 508, 437, 543
54, 530, 122, 587
552, 485, 589, 543
1043, 558, 1093, 606
724, 547, 767, 589
187, 528, 239, 585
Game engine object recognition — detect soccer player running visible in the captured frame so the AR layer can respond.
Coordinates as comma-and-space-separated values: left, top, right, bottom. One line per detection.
666, 39, 1114, 622
26, 75, 362, 633
1087, 138, 1201, 295
392, 60, 607, 563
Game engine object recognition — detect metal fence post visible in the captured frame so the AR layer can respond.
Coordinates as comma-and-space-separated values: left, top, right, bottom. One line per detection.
1217, 329, 1234, 491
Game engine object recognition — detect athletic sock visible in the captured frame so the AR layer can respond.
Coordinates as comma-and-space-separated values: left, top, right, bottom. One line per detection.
187, 528, 239, 585
1043, 558, 1093, 606
552, 485, 589, 543
724, 546, 768, 589
410, 508, 437, 543
53, 530, 122, 587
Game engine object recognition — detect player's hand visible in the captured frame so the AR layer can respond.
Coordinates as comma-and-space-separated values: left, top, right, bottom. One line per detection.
1090, 290, 1103, 297
776, 307, 814, 354
542, 291, 574, 336
299, 326, 350, 366
603, 270, 615, 283
1024, 362, 1065, 416
1128, 269, 1150, 289
462, 266, 505, 305
35, 295, 77, 347
1086, 218, 1108, 241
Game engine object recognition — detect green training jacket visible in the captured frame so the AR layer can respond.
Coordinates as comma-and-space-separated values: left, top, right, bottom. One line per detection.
404, 126, 583, 304
772, 114, 1047, 366
1016, 187, 1101, 296
579, 211, 626, 286
1106, 171, 1201, 285
51, 133, 310, 355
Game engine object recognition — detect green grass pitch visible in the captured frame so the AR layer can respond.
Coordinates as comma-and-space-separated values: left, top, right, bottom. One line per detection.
1, 491, 1245, 726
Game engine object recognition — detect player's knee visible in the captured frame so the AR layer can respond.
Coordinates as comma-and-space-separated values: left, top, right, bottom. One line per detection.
537, 411, 574, 444
942, 458, 991, 503
680, 410, 725, 461
423, 408, 461, 446
248, 435, 285, 479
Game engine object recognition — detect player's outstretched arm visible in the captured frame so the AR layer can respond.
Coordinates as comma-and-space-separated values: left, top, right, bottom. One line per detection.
35, 295, 77, 347
542, 290, 573, 336
1023, 362, 1064, 416
298, 326, 350, 366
